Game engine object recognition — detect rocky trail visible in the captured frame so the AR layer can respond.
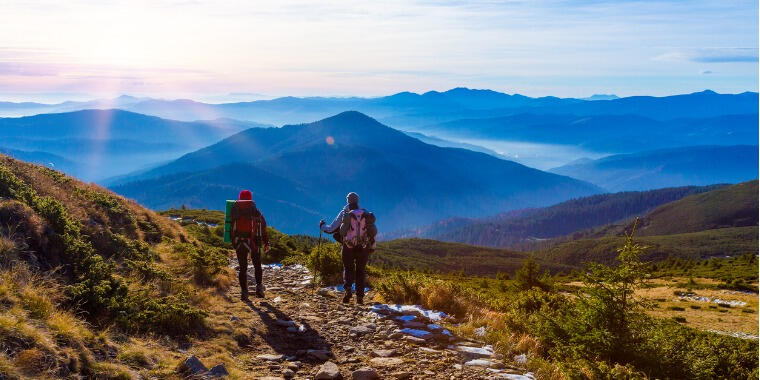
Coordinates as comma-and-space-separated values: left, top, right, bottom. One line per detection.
181, 262, 535, 379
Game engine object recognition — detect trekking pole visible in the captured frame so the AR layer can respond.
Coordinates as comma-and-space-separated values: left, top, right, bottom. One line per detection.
312, 227, 323, 296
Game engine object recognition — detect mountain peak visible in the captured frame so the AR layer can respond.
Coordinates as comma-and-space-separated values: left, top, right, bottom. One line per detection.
317, 110, 381, 125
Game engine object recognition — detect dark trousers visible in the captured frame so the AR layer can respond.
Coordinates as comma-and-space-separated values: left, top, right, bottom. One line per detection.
342, 246, 369, 296
236, 240, 262, 293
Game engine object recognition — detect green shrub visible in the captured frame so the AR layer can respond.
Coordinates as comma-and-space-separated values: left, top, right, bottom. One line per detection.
512, 256, 551, 291
117, 293, 206, 336
173, 243, 228, 285
306, 243, 342, 285
375, 271, 426, 305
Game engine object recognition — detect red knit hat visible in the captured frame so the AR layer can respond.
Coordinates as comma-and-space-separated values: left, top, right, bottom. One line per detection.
238, 190, 252, 200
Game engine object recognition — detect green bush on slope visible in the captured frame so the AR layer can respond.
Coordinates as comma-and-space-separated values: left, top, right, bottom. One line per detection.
0, 161, 205, 335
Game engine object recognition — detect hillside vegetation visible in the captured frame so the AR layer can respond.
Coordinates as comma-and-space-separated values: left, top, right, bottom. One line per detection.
371, 238, 575, 275
393, 184, 725, 248
634, 180, 758, 236
0, 155, 263, 378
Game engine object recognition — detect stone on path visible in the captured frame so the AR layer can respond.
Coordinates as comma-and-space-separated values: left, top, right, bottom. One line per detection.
391, 372, 412, 379
351, 367, 380, 380
454, 345, 494, 359
402, 335, 427, 344
307, 349, 332, 361
369, 357, 404, 366
464, 359, 492, 367
495, 373, 536, 380
349, 325, 373, 335
315, 361, 342, 379
371, 349, 396, 357
257, 353, 285, 362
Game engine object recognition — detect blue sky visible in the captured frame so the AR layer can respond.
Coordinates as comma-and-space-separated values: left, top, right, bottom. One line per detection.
0, 0, 757, 102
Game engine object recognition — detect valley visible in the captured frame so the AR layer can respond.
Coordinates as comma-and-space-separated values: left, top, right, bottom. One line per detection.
0, 87, 757, 380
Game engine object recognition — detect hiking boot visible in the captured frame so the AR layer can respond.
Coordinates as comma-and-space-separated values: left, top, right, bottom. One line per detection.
255, 284, 265, 298
240, 290, 249, 301
356, 294, 364, 305
342, 291, 352, 304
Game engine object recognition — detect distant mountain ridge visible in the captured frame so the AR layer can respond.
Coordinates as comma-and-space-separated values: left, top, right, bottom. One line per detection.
1, 88, 755, 128
549, 145, 759, 191
384, 184, 727, 248
0, 109, 261, 180
416, 113, 758, 153
111, 111, 602, 234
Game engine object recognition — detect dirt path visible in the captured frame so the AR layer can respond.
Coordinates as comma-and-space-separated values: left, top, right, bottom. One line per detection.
223, 262, 533, 379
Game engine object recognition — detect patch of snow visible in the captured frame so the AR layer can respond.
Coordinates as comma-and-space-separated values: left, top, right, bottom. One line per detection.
400, 328, 432, 339
455, 345, 494, 358
707, 330, 758, 340
677, 292, 747, 307
327, 284, 371, 293
373, 304, 447, 321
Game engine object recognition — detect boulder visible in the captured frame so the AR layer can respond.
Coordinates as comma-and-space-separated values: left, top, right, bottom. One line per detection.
315, 361, 342, 379
177, 355, 207, 375
351, 367, 380, 380
208, 364, 229, 377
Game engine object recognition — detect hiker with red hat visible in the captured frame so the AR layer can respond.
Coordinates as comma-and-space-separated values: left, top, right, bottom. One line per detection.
231, 189, 270, 300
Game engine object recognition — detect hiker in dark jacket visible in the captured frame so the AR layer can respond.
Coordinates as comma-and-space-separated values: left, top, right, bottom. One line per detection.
320, 192, 375, 304
232, 190, 270, 300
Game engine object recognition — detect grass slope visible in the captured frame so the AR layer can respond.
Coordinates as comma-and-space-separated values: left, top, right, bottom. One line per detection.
635, 180, 758, 236
0, 155, 250, 379
373, 238, 576, 275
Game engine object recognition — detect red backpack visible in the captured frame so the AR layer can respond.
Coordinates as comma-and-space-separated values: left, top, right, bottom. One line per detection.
231, 200, 264, 246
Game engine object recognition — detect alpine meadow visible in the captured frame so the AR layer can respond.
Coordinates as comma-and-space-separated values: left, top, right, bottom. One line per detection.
0, 1, 758, 379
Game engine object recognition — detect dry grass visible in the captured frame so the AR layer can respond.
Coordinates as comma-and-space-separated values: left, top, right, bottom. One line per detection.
637, 278, 758, 334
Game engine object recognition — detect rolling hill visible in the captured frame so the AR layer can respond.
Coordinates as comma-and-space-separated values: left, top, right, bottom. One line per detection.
112, 111, 602, 234
632, 180, 758, 236
384, 184, 726, 248
0, 109, 260, 180
549, 145, 759, 191
539, 180, 759, 265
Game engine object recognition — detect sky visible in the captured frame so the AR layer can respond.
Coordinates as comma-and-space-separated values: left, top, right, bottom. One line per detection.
0, 0, 757, 102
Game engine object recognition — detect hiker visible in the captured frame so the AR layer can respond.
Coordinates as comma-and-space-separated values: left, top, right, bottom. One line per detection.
231, 190, 270, 300
320, 192, 377, 304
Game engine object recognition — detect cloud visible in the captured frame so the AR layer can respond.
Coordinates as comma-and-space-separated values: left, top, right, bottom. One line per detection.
654, 48, 758, 63
701, 70, 713, 74
0, 62, 61, 76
